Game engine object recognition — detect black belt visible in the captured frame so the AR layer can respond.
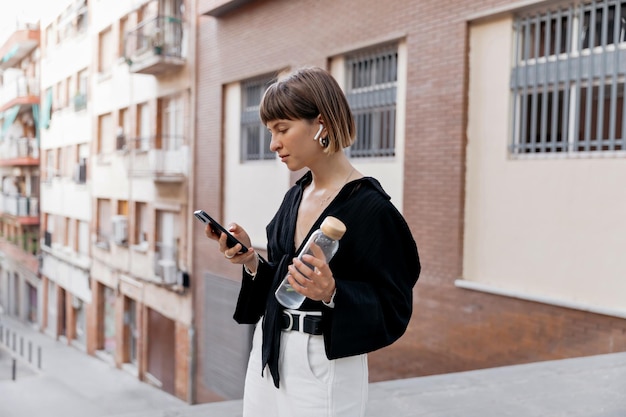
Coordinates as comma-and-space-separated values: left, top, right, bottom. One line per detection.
281, 311, 323, 335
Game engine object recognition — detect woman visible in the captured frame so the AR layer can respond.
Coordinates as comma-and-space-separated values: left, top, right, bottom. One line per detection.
205, 67, 420, 417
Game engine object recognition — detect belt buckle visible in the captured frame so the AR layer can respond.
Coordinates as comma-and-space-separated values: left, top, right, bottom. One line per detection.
283, 310, 295, 331
284, 309, 306, 333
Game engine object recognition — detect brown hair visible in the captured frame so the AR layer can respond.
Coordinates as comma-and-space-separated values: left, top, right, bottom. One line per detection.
259, 67, 355, 154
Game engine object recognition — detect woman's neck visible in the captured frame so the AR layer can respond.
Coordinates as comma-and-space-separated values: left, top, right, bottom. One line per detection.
309, 154, 354, 190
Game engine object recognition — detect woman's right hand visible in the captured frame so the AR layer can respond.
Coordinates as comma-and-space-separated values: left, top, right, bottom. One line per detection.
205, 223, 258, 272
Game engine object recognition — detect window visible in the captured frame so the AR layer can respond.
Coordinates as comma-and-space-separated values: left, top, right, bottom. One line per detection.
45, 24, 54, 51
118, 107, 129, 150
124, 297, 138, 365
98, 27, 114, 73
97, 113, 114, 154
78, 220, 89, 256
160, 94, 185, 150
77, 0, 88, 34
75, 69, 88, 111
135, 202, 149, 246
119, 16, 129, 58
345, 45, 398, 158
46, 149, 55, 180
97, 198, 111, 243
137, 102, 150, 150
511, 1, 626, 154
241, 77, 274, 161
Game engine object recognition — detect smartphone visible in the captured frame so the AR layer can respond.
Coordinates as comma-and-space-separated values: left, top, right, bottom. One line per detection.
194, 210, 249, 253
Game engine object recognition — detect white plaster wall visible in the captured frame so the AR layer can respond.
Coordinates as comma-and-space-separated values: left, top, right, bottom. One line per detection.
465, 16, 626, 312
223, 83, 290, 248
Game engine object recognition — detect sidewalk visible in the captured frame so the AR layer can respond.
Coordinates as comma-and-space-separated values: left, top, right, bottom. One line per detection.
0, 315, 185, 417
1, 313, 625, 417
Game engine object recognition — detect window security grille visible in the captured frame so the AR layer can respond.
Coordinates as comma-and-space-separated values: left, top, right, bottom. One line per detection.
511, 0, 626, 155
241, 78, 274, 161
345, 46, 398, 158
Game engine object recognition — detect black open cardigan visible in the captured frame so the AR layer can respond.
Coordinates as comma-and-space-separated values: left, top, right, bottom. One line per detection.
234, 171, 421, 388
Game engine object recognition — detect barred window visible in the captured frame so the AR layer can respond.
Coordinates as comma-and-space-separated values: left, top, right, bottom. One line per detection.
511, 0, 626, 155
345, 46, 398, 158
241, 77, 274, 161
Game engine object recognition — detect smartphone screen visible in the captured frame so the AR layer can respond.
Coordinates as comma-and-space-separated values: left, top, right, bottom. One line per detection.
193, 210, 249, 253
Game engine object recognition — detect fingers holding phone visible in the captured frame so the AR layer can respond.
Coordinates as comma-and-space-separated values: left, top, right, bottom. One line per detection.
219, 223, 251, 257
194, 210, 255, 265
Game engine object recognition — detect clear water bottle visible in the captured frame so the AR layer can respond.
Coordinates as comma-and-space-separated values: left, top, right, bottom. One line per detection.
275, 216, 347, 309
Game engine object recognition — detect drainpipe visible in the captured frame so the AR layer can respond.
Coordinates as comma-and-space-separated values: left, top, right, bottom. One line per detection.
186, 0, 198, 404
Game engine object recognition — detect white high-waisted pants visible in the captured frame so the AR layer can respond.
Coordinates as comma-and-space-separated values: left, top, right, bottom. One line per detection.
242, 319, 368, 417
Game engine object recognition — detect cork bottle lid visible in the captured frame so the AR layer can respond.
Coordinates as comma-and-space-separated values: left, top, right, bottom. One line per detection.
320, 216, 346, 240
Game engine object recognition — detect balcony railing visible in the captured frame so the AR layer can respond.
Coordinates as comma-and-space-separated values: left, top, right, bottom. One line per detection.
73, 93, 87, 111
0, 75, 39, 108
0, 193, 39, 217
0, 137, 38, 162
127, 135, 188, 181
124, 15, 185, 76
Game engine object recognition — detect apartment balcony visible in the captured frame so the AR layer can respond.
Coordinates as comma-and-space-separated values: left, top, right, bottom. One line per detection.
0, 26, 39, 71
124, 16, 185, 76
0, 75, 40, 113
126, 135, 188, 182
0, 137, 39, 166
0, 193, 39, 225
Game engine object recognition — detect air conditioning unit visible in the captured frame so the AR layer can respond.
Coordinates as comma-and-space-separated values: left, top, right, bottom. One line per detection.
158, 259, 177, 284
112, 215, 128, 245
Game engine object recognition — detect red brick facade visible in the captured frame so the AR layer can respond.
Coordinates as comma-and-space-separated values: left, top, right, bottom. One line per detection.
193, 0, 626, 402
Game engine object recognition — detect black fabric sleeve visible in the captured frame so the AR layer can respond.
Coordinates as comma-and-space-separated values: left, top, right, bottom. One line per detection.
323, 202, 420, 359
233, 256, 276, 324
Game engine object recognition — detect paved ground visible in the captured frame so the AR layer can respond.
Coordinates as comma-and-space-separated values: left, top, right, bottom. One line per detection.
1, 313, 625, 417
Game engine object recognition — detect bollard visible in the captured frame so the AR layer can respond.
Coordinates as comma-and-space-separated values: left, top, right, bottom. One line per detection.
12, 332, 15, 351
20, 336, 23, 356
28, 341, 32, 363
12, 358, 16, 381
0, 324, 3, 343
37, 346, 42, 369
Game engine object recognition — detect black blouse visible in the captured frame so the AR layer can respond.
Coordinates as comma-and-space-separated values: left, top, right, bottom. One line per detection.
234, 171, 420, 388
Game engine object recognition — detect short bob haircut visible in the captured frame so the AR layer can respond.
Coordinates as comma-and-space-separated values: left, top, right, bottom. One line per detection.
259, 67, 356, 155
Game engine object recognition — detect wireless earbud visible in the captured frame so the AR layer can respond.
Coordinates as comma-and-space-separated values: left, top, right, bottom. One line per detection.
313, 124, 324, 141
313, 124, 329, 147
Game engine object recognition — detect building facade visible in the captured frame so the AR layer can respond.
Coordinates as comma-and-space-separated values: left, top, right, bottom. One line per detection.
193, 0, 626, 402
35, 0, 196, 401
0, 22, 41, 326
1, 0, 625, 406
39, 0, 91, 348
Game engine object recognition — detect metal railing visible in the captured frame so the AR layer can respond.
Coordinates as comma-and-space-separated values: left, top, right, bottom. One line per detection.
124, 15, 183, 60
73, 93, 87, 111
0, 194, 39, 217
0, 76, 39, 106
0, 323, 43, 379
125, 134, 188, 179
0, 137, 38, 159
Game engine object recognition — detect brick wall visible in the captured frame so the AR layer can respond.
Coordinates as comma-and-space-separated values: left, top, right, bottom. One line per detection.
194, 0, 626, 400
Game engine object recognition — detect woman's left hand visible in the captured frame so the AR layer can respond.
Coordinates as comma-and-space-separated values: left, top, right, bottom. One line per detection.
286, 242, 336, 303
